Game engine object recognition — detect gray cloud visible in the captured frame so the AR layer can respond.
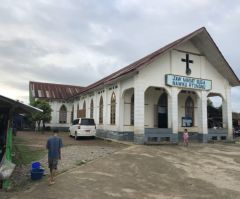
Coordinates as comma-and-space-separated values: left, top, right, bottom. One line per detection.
0, 0, 240, 111
0, 39, 50, 63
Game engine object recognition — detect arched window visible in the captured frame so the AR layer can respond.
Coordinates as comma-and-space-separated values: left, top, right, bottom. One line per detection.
90, 99, 94, 119
130, 94, 134, 125
99, 96, 103, 124
83, 100, 86, 118
110, 92, 116, 125
83, 100, 86, 110
185, 96, 194, 125
59, 105, 67, 123
71, 105, 74, 122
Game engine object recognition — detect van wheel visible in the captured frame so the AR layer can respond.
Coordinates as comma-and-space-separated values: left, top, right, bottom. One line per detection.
75, 133, 78, 140
69, 131, 72, 137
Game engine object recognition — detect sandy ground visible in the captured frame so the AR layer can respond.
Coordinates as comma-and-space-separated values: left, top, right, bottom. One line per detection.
0, 131, 125, 192
13, 131, 126, 174
2, 142, 240, 199
13, 131, 126, 147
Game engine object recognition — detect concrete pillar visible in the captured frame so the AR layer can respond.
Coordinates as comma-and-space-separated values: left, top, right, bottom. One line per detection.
103, 88, 108, 127
170, 87, 179, 142
198, 91, 208, 143
74, 101, 77, 119
117, 83, 124, 132
94, 92, 97, 122
134, 85, 145, 144
85, 97, 89, 118
55, 103, 59, 125
167, 90, 172, 129
222, 87, 233, 140
67, 104, 71, 124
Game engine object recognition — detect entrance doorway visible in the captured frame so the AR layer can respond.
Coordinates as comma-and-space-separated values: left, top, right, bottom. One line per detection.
158, 93, 168, 128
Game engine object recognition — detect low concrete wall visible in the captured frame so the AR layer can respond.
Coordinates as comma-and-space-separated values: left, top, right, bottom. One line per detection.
207, 128, 228, 141
178, 132, 203, 142
134, 134, 145, 145
144, 128, 178, 143
208, 128, 227, 134
96, 128, 229, 144
96, 129, 134, 141
178, 129, 228, 143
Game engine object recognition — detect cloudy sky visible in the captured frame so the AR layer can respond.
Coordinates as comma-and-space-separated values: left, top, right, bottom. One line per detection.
0, 0, 239, 111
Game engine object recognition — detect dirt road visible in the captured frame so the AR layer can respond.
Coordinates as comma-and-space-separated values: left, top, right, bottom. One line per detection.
14, 131, 126, 147
1, 131, 125, 193
2, 142, 240, 199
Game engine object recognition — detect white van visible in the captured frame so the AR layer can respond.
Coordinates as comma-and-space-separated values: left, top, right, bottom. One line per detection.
69, 118, 96, 139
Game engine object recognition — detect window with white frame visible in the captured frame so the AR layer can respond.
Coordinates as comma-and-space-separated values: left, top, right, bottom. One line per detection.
59, 105, 67, 123
110, 92, 116, 125
99, 96, 103, 124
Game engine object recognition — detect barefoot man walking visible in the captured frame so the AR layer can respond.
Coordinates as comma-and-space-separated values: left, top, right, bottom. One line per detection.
46, 130, 63, 185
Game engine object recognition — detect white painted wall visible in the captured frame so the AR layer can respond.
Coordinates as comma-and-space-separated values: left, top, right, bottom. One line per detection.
173, 41, 228, 99
46, 101, 72, 128
67, 84, 120, 132
45, 40, 233, 136
123, 88, 133, 126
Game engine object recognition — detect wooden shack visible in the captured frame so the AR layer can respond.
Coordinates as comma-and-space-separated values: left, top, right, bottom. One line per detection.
0, 95, 42, 189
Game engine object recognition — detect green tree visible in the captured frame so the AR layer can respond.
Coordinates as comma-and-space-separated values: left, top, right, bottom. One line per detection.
30, 100, 52, 131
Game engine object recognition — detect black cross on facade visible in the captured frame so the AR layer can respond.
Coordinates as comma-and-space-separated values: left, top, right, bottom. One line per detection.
181, 54, 193, 75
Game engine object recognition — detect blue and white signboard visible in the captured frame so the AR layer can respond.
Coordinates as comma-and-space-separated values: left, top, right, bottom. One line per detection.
165, 74, 212, 91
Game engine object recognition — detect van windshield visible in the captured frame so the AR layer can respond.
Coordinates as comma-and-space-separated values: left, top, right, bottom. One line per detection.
81, 119, 95, 125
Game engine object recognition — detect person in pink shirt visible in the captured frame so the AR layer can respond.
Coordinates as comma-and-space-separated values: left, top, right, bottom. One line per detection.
183, 129, 189, 147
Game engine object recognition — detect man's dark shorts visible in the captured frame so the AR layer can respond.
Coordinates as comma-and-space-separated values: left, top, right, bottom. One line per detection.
48, 158, 58, 170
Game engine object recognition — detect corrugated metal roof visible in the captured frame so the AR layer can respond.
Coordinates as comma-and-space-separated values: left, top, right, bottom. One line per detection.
0, 95, 42, 113
29, 81, 84, 100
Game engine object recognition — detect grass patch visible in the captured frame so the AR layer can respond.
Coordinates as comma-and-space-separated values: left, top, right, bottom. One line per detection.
12, 137, 46, 165
13, 136, 29, 144
13, 145, 46, 165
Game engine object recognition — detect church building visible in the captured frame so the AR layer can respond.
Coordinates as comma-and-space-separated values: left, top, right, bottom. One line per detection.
29, 27, 240, 144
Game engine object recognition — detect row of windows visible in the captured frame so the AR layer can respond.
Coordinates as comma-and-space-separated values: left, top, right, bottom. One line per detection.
68, 92, 119, 125
60, 94, 192, 126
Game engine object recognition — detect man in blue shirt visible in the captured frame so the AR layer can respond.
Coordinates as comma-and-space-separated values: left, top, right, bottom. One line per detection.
46, 130, 63, 185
